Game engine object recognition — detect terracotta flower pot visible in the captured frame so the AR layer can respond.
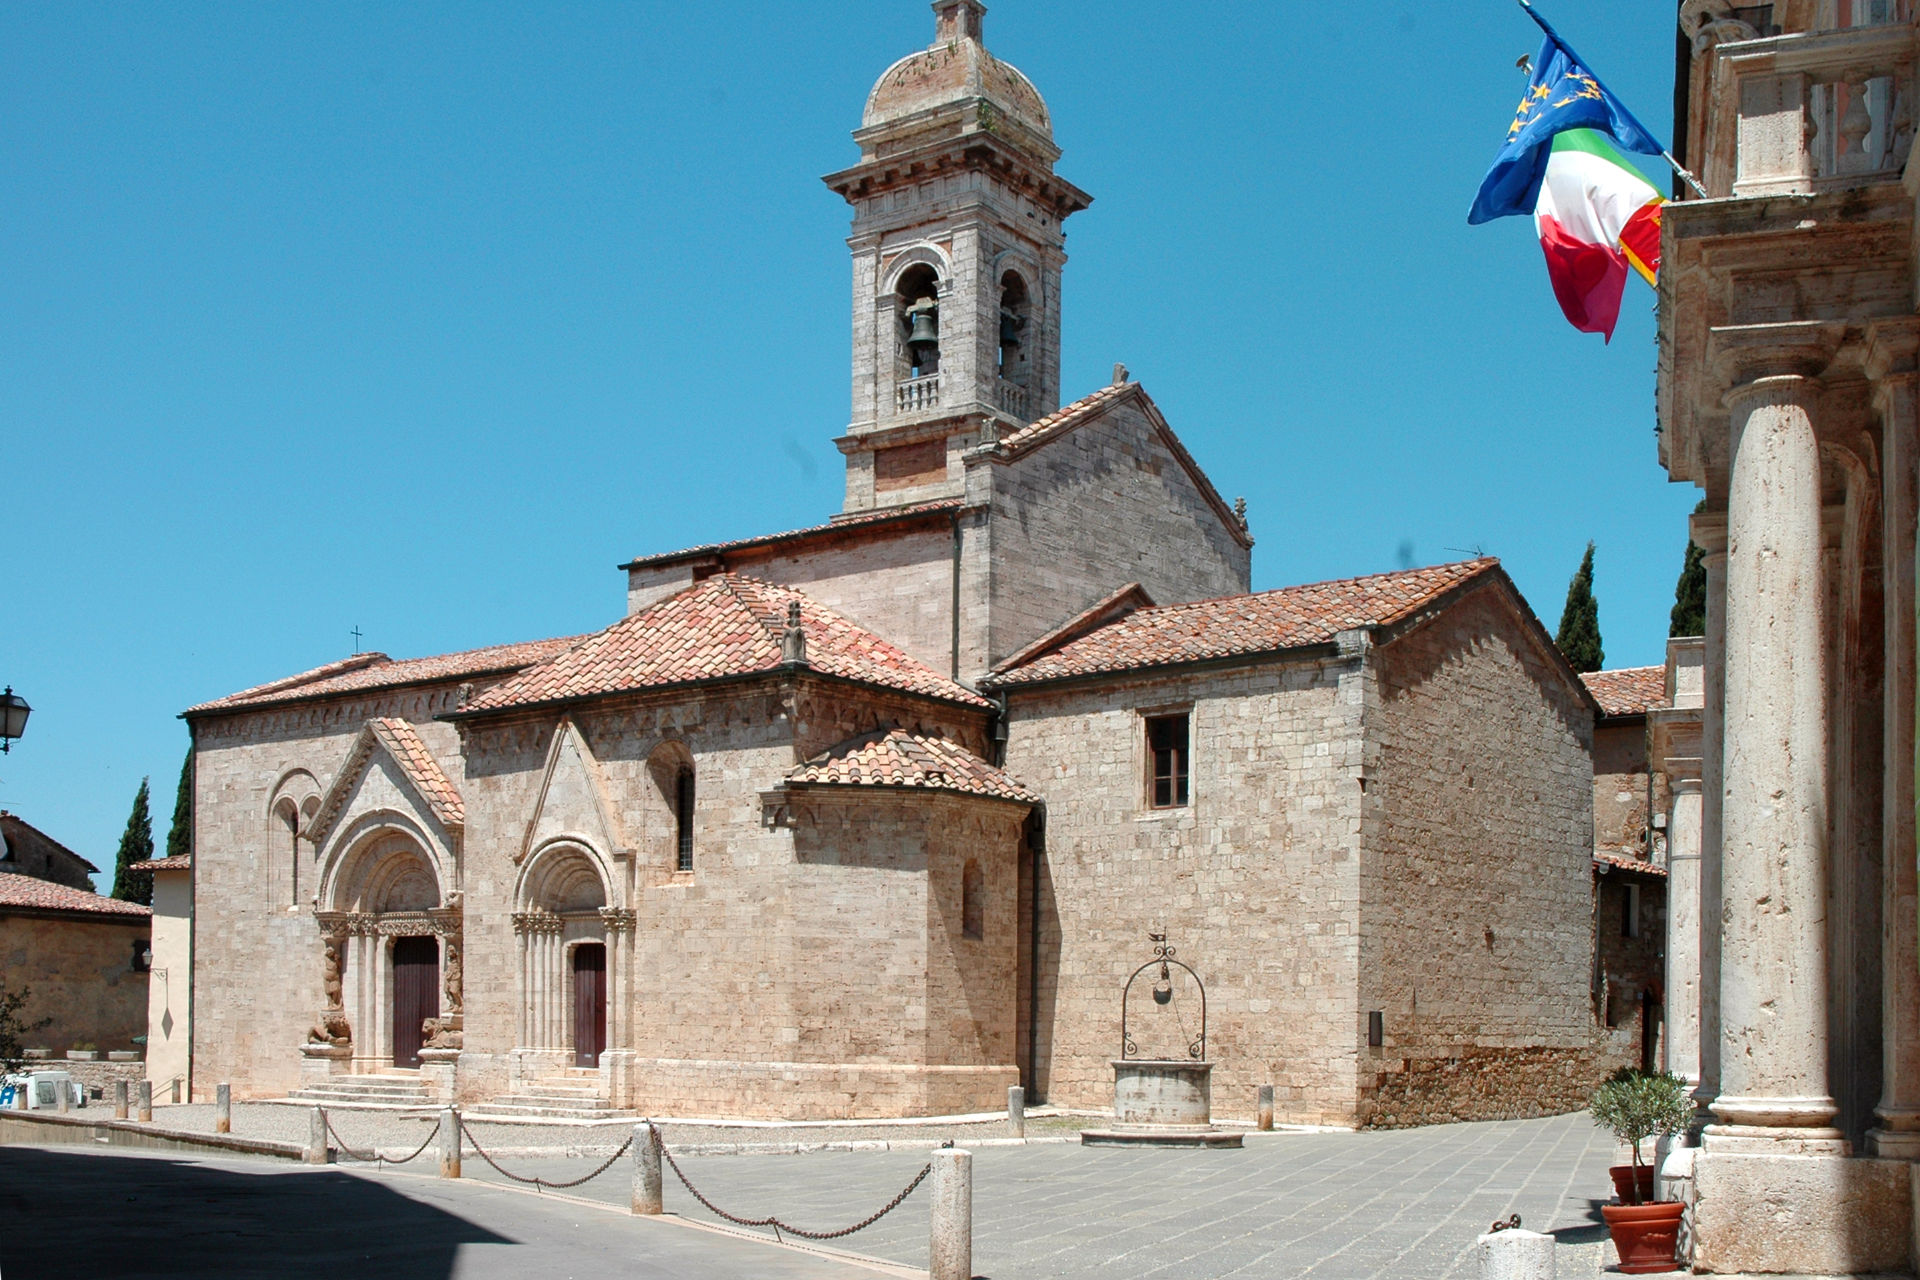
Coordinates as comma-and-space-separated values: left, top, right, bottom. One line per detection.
1601, 1200, 1685, 1274
1609, 1163, 1657, 1204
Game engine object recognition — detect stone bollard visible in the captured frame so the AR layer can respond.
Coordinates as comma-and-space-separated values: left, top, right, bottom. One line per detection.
1008, 1084, 1025, 1139
632, 1124, 663, 1215
1258, 1084, 1274, 1131
1474, 1227, 1555, 1280
438, 1107, 461, 1179
929, 1147, 972, 1280
55, 1077, 69, 1114
136, 1081, 152, 1123
113, 1080, 128, 1120
216, 1084, 231, 1134
306, 1108, 329, 1165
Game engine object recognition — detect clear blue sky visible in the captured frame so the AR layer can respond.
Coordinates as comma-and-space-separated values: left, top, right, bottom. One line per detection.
1, 1, 1696, 883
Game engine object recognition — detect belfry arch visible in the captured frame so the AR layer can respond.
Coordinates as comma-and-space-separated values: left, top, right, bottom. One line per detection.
512, 838, 631, 1076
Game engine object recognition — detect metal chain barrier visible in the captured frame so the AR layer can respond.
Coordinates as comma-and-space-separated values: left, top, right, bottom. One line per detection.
321, 1108, 442, 1168
650, 1122, 943, 1242
462, 1124, 636, 1192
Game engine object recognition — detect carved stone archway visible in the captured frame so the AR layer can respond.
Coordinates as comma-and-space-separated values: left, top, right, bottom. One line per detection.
512, 840, 630, 1076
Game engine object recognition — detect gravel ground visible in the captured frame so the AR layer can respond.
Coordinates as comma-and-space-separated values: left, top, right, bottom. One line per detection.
133, 1101, 1105, 1156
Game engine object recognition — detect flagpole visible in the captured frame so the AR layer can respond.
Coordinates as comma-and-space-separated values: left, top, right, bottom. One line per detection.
1514, 0, 1711, 198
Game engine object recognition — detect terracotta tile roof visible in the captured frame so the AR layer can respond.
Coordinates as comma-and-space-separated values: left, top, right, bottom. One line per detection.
186, 636, 585, 716
984, 559, 1502, 687
996, 583, 1156, 674
371, 719, 465, 829
619, 500, 965, 571
1582, 666, 1668, 718
1594, 851, 1668, 879
130, 856, 191, 872
994, 382, 1134, 455
0, 872, 151, 919
307, 718, 465, 844
463, 574, 990, 714
785, 728, 1039, 805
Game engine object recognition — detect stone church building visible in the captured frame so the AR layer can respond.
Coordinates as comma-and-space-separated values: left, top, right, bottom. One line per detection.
175, 2, 1610, 1127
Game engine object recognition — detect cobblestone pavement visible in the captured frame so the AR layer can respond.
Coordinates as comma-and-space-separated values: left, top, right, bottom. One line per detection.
454, 1110, 1620, 1279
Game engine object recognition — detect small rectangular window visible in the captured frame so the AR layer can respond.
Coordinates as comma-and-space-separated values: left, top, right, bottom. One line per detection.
1146, 714, 1190, 809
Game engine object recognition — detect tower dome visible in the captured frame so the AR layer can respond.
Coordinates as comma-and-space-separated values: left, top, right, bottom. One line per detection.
862, 0, 1051, 141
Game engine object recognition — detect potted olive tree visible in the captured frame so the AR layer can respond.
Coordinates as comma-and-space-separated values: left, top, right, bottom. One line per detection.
1591, 1068, 1693, 1274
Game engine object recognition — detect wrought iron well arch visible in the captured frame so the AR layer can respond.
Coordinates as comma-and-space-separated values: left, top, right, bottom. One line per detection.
1120, 933, 1206, 1060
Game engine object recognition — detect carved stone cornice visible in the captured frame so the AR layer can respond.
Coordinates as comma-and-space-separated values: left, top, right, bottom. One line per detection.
316, 906, 460, 938
1690, 508, 1730, 557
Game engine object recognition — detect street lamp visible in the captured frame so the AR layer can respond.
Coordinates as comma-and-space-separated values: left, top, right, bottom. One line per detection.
0, 688, 29, 753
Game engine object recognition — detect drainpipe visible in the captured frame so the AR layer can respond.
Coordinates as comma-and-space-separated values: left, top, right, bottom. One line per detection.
185, 722, 198, 1104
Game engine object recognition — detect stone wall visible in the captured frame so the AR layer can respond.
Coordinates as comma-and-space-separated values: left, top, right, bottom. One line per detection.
1002, 658, 1368, 1126
1593, 719, 1667, 860
457, 677, 1007, 1117
978, 396, 1251, 670
1356, 583, 1601, 1125
190, 681, 474, 1099
1, 912, 149, 1058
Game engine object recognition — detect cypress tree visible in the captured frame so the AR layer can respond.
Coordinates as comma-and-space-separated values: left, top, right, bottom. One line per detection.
110, 777, 154, 905
1670, 500, 1707, 638
1555, 541, 1605, 673
164, 748, 193, 862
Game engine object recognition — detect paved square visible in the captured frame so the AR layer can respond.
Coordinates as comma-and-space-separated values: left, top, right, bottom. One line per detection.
462, 1111, 1621, 1278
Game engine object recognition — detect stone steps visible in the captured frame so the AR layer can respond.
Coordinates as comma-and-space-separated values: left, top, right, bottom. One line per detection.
462, 1099, 632, 1121
465, 1075, 627, 1121
287, 1076, 433, 1108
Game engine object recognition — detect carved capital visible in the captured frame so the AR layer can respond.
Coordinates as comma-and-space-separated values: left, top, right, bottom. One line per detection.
512, 908, 565, 937
598, 907, 638, 933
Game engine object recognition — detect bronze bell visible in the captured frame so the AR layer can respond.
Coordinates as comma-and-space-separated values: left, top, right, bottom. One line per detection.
905, 310, 939, 350
999, 312, 1022, 346
1152, 961, 1173, 1004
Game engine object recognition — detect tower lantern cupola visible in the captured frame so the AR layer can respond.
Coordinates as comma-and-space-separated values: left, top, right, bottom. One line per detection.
824, 0, 1091, 515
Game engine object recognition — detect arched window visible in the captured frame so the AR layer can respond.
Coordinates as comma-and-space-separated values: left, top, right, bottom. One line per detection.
274, 798, 301, 904
998, 272, 1030, 384
896, 264, 941, 380
962, 859, 984, 940
674, 766, 695, 872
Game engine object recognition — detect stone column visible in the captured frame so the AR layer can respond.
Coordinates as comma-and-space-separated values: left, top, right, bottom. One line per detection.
1665, 773, 1706, 1090
1709, 369, 1844, 1146
1870, 329, 1920, 1157
1693, 508, 1729, 1120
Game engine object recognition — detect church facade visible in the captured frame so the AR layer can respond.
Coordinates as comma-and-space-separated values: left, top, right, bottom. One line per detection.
175, 2, 1613, 1127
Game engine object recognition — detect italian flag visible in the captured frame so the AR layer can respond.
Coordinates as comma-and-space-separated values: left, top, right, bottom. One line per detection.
1534, 128, 1664, 341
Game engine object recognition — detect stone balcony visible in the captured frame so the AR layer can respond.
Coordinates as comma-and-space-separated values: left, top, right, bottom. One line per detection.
895, 373, 940, 414
1700, 21, 1916, 197
995, 377, 1032, 422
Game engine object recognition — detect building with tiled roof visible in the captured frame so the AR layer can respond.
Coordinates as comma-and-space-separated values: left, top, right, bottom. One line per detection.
1581, 666, 1668, 720
0, 811, 100, 892
0, 869, 150, 1061
173, 2, 1620, 1131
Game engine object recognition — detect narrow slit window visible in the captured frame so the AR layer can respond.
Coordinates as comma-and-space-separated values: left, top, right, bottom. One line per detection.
675, 767, 695, 872
1146, 714, 1190, 809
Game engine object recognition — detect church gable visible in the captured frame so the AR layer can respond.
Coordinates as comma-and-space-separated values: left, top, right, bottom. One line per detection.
971, 377, 1254, 667
307, 718, 465, 850
519, 718, 630, 865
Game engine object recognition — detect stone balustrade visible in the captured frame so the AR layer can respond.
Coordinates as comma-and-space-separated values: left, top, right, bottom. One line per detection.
1705, 22, 1915, 196
895, 373, 940, 414
995, 377, 1031, 422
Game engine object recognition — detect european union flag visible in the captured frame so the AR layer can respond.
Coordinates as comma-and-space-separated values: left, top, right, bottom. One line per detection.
1468, 10, 1665, 225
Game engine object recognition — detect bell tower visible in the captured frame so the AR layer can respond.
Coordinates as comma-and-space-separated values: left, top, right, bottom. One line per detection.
824, 0, 1091, 514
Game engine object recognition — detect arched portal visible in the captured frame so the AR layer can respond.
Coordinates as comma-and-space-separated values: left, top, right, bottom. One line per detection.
513, 840, 627, 1075
314, 824, 458, 1072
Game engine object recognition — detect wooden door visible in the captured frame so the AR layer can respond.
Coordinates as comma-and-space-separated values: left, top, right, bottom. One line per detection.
392, 936, 440, 1070
572, 943, 606, 1068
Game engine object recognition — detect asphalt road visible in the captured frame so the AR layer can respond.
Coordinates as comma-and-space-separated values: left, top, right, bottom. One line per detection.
0, 1143, 898, 1280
